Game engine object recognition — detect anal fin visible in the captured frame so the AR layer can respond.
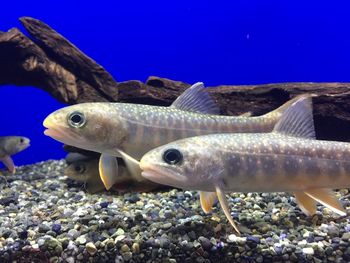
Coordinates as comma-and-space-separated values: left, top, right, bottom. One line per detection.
199, 191, 217, 213
304, 189, 346, 216
215, 186, 240, 235
294, 191, 317, 216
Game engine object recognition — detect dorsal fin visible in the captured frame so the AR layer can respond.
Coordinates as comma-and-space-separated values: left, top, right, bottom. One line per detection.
273, 95, 315, 139
170, 82, 220, 114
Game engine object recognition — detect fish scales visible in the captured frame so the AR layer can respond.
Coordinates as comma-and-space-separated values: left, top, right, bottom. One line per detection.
116, 104, 279, 159
139, 96, 349, 233
43, 82, 302, 190
186, 133, 350, 192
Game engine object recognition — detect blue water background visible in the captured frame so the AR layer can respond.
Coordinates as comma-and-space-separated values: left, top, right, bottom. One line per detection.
1, 1, 350, 166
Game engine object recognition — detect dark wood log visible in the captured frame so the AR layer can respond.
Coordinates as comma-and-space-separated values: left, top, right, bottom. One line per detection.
0, 18, 117, 103
1, 17, 350, 142
20, 17, 119, 102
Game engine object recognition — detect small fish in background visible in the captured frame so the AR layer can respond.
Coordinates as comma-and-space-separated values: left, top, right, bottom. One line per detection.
0, 136, 30, 174
140, 96, 350, 234
43, 82, 302, 191
65, 152, 159, 193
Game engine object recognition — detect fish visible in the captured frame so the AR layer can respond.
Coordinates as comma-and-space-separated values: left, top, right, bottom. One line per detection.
65, 152, 159, 193
0, 136, 30, 173
65, 153, 109, 193
43, 82, 303, 190
140, 96, 349, 234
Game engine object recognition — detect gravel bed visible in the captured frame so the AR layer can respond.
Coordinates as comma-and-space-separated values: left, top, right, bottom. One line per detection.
0, 160, 349, 262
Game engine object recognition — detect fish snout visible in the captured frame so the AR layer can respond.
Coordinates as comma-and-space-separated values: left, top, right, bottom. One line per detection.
140, 156, 188, 187
139, 156, 151, 171
43, 114, 55, 129
22, 137, 31, 147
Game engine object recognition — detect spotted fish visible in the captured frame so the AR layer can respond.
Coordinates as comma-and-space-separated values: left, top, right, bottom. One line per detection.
65, 153, 159, 193
0, 136, 30, 173
140, 96, 349, 234
43, 82, 303, 190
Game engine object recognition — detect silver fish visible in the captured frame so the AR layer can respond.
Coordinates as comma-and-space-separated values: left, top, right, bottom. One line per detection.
65, 153, 159, 193
43, 82, 302, 190
0, 136, 30, 173
140, 96, 349, 234
65, 153, 129, 193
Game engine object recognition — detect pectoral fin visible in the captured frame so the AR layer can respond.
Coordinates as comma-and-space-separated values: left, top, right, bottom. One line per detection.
1, 155, 15, 173
215, 186, 240, 235
304, 189, 346, 216
294, 191, 317, 216
199, 191, 217, 213
117, 150, 143, 182
99, 154, 119, 190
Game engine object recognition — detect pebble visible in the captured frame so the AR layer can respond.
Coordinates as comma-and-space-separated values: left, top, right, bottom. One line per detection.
122, 252, 133, 261
132, 242, 140, 253
67, 229, 80, 239
302, 247, 315, 255
86, 242, 97, 255
198, 236, 212, 250
52, 224, 61, 233
76, 235, 87, 245
342, 232, 350, 241
115, 235, 126, 242
115, 228, 125, 236
38, 223, 50, 233
1, 160, 349, 262
162, 222, 172, 229
121, 244, 130, 253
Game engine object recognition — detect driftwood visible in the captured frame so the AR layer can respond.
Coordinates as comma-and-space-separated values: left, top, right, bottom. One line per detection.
1, 17, 350, 141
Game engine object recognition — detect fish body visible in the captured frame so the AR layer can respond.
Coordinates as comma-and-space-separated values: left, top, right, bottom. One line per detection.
65, 153, 130, 193
65, 153, 159, 193
140, 96, 349, 234
141, 132, 350, 192
55, 103, 283, 159
0, 136, 30, 173
43, 82, 303, 189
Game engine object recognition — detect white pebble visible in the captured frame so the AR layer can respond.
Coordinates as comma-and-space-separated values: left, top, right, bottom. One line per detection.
302, 247, 314, 255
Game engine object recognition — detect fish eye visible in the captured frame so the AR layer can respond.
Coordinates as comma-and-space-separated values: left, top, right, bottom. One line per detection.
74, 164, 86, 174
19, 138, 24, 143
68, 111, 86, 128
162, 148, 183, 165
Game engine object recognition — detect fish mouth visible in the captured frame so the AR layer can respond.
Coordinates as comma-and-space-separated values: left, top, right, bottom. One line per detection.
23, 142, 31, 150
43, 117, 60, 139
43, 119, 81, 146
140, 162, 187, 187
44, 127, 68, 143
